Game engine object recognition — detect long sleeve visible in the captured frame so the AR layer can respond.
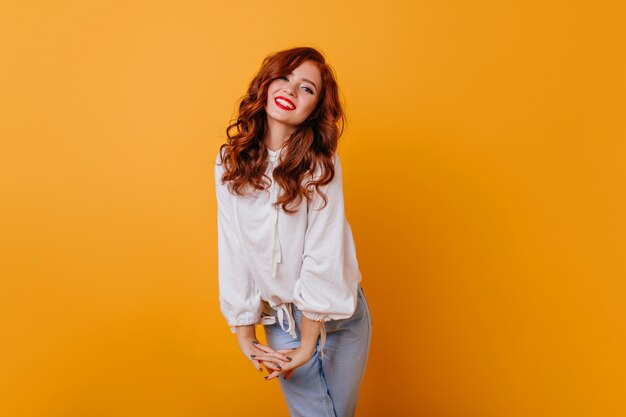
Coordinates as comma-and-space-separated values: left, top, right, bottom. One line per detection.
214, 150, 262, 332
293, 153, 362, 322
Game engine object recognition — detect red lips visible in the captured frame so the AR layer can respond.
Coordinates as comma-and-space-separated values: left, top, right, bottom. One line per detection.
275, 96, 296, 110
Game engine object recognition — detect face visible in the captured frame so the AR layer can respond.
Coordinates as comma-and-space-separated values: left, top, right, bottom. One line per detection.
265, 60, 322, 129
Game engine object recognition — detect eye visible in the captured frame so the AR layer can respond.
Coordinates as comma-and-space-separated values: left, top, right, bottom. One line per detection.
278, 76, 315, 94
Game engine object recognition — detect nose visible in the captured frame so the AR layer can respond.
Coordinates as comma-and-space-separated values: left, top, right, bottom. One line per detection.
282, 83, 296, 97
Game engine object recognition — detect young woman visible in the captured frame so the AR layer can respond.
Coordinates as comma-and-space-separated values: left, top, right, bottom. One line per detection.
214, 46, 372, 417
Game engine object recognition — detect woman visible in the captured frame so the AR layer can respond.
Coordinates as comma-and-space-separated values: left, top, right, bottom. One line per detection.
214, 46, 372, 417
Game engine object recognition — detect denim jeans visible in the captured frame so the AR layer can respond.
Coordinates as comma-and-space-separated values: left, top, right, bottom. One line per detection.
262, 285, 373, 417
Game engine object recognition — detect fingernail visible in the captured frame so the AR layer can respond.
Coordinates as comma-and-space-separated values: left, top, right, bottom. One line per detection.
286, 356, 292, 361
277, 366, 282, 370
291, 347, 297, 350
250, 354, 256, 358
252, 341, 259, 345
264, 376, 268, 380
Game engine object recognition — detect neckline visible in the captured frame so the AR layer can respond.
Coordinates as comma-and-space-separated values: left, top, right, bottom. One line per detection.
266, 146, 284, 159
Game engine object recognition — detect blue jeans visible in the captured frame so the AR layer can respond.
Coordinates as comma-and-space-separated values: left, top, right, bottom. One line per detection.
262, 285, 372, 417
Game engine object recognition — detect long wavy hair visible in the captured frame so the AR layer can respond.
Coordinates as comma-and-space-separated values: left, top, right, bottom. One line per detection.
218, 46, 346, 215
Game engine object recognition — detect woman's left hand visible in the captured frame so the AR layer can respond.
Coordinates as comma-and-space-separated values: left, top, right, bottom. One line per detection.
252, 342, 314, 380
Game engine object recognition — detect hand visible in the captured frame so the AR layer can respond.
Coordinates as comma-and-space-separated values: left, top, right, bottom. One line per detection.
235, 335, 266, 373
250, 340, 293, 373
248, 341, 296, 377
232, 325, 273, 373
251, 342, 315, 381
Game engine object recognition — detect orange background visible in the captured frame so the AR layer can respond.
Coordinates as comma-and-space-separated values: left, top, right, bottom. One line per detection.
1, 1, 625, 416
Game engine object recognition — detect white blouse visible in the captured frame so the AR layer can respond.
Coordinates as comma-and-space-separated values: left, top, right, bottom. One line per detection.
214, 145, 362, 353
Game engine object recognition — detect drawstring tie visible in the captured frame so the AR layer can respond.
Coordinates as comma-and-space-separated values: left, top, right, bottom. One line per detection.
270, 183, 281, 278
261, 302, 328, 359
269, 154, 282, 279
319, 321, 327, 359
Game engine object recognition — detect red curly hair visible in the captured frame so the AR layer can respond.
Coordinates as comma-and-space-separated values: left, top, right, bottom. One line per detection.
217, 46, 346, 215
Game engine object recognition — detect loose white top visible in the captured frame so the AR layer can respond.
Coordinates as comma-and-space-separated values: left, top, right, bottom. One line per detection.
214, 145, 362, 340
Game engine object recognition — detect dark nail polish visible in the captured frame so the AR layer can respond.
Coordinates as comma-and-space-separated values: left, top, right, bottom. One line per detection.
277, 366, 282, 370
291, 347, 297, 350
286, 356, 292, 361
264, 376, 268, 379
252, 341, 259, 345
250, 354, 256, 358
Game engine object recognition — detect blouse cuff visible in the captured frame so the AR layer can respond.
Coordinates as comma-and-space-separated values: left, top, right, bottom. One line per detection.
228, 317, 260, 333
301, 311, 333, 322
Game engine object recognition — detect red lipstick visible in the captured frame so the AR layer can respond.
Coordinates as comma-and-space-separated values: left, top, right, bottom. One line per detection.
275, 96, 296, 110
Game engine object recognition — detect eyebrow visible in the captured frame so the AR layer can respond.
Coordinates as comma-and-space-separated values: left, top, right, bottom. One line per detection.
288, 72, 318, 91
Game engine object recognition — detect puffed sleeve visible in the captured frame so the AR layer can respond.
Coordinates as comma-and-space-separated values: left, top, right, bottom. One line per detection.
214, 149, 262, 332
293, 153, 362, 322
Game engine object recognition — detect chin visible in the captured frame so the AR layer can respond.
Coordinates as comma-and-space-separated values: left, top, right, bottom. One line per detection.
269, 111, 296, 123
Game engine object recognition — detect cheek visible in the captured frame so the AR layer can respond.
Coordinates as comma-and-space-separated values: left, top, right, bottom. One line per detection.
268, 80, 282, 92
266, 90, 278, 107
301, 97, 318, 114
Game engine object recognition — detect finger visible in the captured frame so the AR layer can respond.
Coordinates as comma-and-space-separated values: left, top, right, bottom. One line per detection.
276, 348, 298, 355
264, 369, 282, 380
251, 341, 275, 353
259, 360, 282, 371
251, 350, 292, 363
250, 359, 263, 372
253, 356, 285, 370
252, 342, 291, 361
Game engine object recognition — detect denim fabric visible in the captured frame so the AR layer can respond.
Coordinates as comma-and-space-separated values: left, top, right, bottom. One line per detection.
263, 285, 372, 417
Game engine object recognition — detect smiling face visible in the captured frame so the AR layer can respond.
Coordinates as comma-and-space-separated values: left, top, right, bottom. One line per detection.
265, 60, 322, 130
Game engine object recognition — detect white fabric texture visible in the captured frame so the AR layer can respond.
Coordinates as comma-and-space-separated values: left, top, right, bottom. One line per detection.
214, 145, 362, 352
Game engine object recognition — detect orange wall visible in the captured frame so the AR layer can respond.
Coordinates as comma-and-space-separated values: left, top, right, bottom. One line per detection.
1, 1, 625, 416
